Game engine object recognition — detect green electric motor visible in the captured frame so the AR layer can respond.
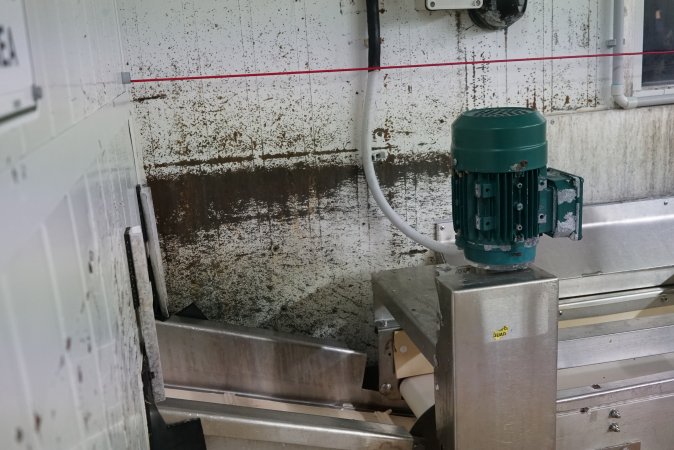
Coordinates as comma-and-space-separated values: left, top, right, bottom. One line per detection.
451, 107, 583, 269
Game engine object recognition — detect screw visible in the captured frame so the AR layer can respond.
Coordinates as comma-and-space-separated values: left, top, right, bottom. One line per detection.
516, 224, 523, 231
430, 1, 436, 7
379, 383, 392, 395
660, 295, 669, 303
32, 85, 43, 101
516, 203, 524, 211
608, 423, 620, 432
609, 409, 621, 418
440, 225, 445, 231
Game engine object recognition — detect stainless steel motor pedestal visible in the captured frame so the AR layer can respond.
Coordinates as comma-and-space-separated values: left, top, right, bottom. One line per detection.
434, 265, 559, 449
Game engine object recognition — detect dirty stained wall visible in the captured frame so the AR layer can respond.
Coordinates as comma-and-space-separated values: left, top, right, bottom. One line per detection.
117, 0, 674, 359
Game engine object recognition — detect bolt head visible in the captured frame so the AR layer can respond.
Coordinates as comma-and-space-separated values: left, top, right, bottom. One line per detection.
379, 383, 393, 394
608, 422, 621, 432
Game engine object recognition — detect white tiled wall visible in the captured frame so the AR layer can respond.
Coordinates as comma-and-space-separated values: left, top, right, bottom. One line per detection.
0, 0, 148, 449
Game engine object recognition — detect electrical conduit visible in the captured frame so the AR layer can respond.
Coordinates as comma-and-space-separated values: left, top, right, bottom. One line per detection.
362, 0, 453, 254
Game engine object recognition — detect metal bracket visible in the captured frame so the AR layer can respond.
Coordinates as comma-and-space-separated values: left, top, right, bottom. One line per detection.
31, 85, 43, 101
416, 0, 483, 10
374, 303, 402, 400
434, 218, 454, 243
121, 71, 132, 85
371, 149, 388, 162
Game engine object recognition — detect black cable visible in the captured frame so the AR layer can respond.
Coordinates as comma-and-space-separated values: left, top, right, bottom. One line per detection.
366, 0, 381, 70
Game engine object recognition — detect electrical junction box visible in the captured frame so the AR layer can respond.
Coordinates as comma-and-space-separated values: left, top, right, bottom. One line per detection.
1, 0, 38, 124
415, 0, 483, 11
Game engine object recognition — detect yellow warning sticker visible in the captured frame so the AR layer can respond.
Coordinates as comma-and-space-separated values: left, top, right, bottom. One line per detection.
492, 325, 510, 341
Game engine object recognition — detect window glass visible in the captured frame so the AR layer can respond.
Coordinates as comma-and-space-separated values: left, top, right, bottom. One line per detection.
643, 0, 674, 87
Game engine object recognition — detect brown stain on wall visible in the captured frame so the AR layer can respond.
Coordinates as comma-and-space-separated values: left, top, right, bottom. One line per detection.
133, 94, 168, 103
148, 155, 451, 243
154, 155, 254, 168
148, 155, 452, 359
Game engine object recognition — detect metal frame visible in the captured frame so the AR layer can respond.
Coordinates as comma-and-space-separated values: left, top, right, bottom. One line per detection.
157, 316, 406, 410
374, 193, 674, 448
434, 265, 559, 449
158, 398, 413, 450
152, 197, 674, 449
373, 264, 674, 449
437, 196, 674, 298
374, 304, 403, 400
558, 315, 674, 368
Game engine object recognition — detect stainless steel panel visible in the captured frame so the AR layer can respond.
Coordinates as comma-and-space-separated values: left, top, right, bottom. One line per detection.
438, 197, 674, 297
434, 266, 559, 450
558, 314, 674, 368
556, 267, 674, 301
557, 389, 674, 450
373, 265, 674, 372
559, 287, 673, 318
157, 316, 404, 408
372, 265, 439, 365
537, 197, 674, 297
598, 444, 641, 450
557, 370, 674, 412
204, 437, 319, 450
557, 353, 674, 391
158, 398, 414, 450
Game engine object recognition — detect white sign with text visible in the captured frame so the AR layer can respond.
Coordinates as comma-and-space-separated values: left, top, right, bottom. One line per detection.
1, 0, 36, 121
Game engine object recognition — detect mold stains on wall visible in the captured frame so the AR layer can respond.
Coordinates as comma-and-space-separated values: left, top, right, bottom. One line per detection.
148, 157, 450, 358
117, 0, 674, 357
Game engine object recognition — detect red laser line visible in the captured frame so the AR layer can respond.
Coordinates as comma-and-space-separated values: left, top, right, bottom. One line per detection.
130, 50, 674, 83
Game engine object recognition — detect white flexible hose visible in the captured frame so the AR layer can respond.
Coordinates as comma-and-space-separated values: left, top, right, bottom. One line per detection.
361, 70, 453, 254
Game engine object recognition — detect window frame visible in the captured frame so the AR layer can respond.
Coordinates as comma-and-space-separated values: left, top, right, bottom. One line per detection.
630, 0, 674, 96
